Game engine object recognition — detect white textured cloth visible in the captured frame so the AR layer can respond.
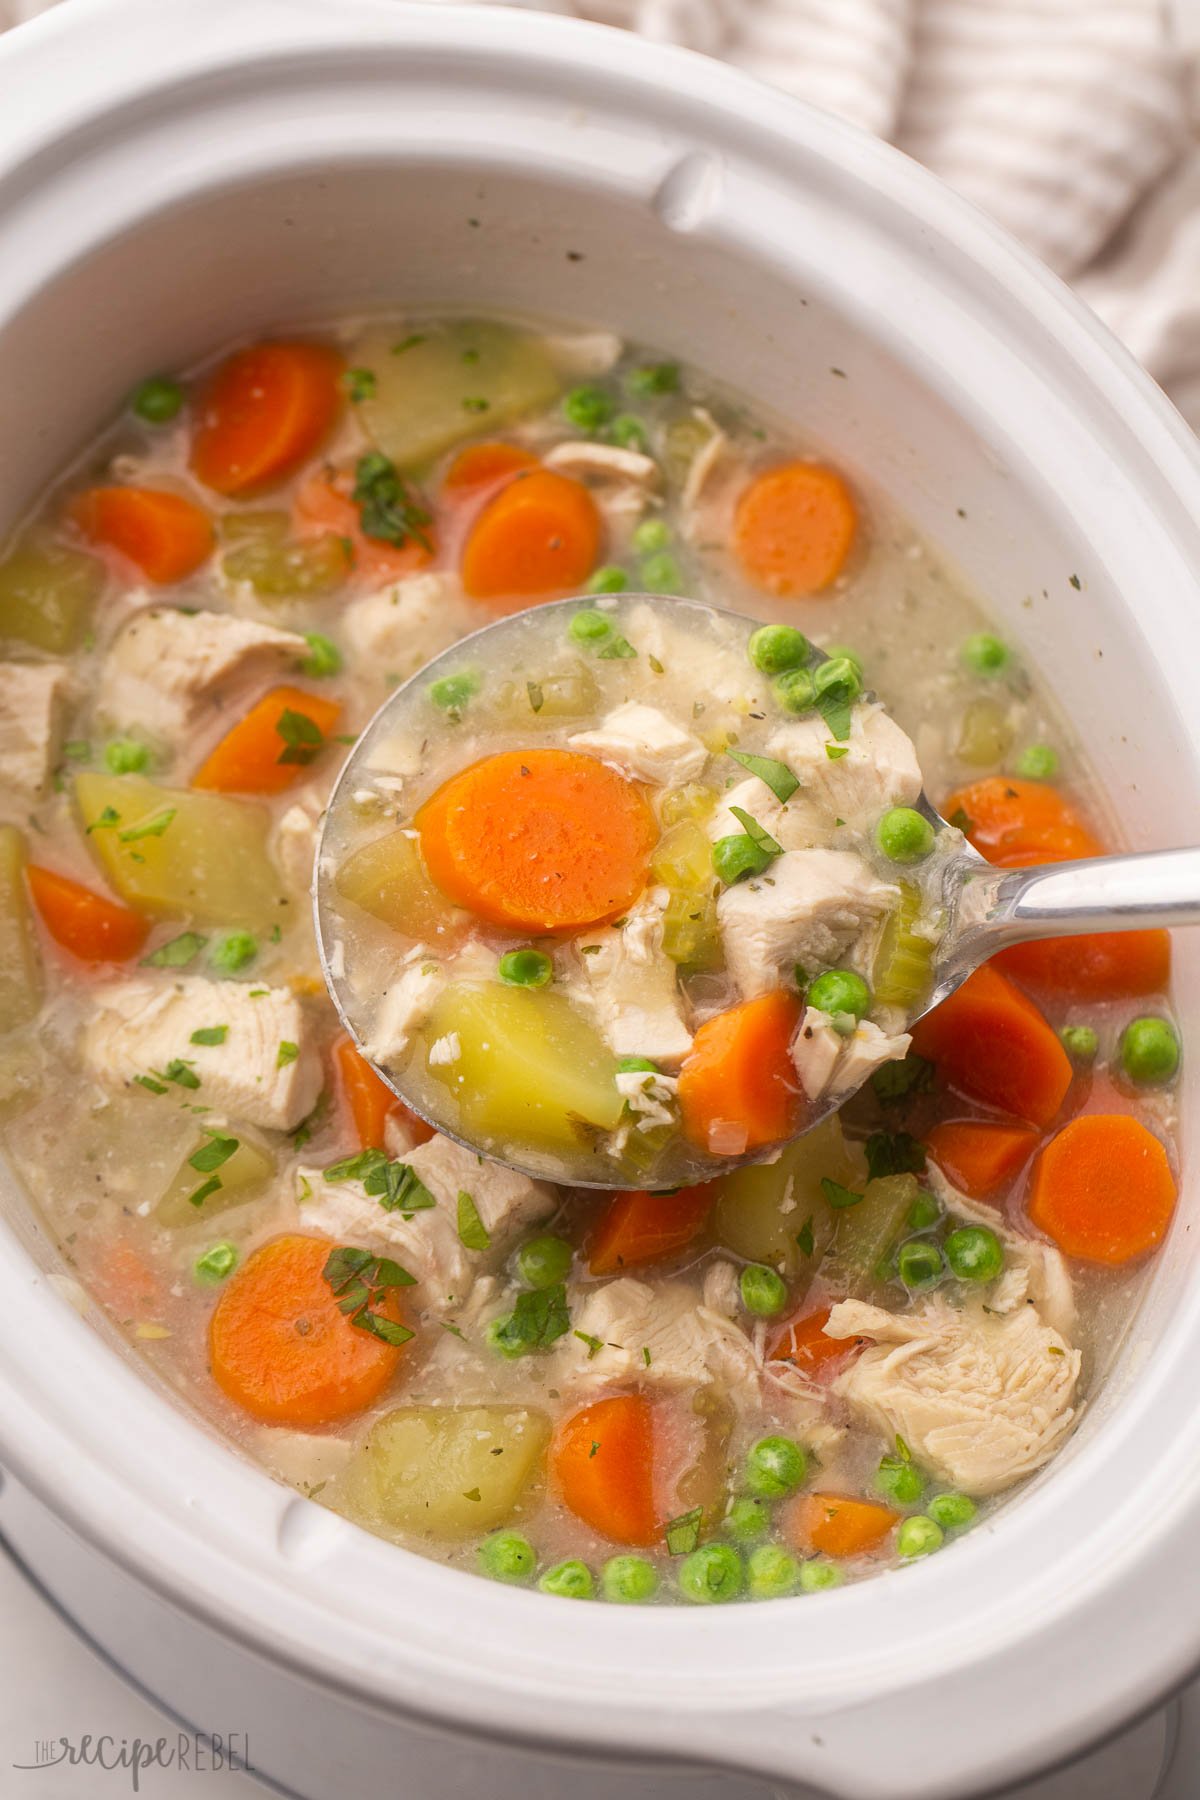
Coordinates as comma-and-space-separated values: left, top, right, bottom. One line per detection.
3, 0, 1200, 425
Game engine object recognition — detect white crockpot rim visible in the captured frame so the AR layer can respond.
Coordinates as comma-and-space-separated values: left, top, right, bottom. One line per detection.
0, 5, 1198, 1797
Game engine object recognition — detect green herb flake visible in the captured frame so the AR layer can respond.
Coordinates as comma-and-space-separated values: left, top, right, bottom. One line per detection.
795, 1216, 815, 1258
291, 1089, 329, 1153
648, 653, 664, 675
728, 805, 783, 857
344, 367, 377, 403
461, 396, 490, 414
865, 1130, 927, 1183
821, 1176, 864, 1211
187, 1131, 239, 1174
816, 688, 854, 743
142, 931, 208, 970
352, 450, 433, 552
391, 333, 426, 355
187, 1175, 222, 1209
642, 1345, 652, 1367
210, 931, 258, 975
277, 1040, 299, 1068
492, 1284, 571, 1357
118, 807, 176, 843
947, 807, 973, 834
275, 708, 326, 768
596, 633, 638, 661
725, 748, 800, 803
527, 681, 544, 714
160, 1059, 201, 1091
63, 739, 90, 762
105, 737, 151, 775
574, 1330, 603, 1359
134, 1074, 168, 1095
456, 1189, 491, 1252
462, 1487, 482, 1503
86, 805, 121, 835
189, 1025, 228, 1047
300, 631, 342, 679
825, 743, 849, 761
871, 1054, 934, 1105
322, 1246, 416, 1346
664, 1506, 703, 1556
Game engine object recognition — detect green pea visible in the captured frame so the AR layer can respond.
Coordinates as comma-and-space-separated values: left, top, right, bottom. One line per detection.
876, 806, 935, 864
603, 1555, 659, 1603
960, 632, 1010, 678
746, 623, 808, 675
712, 834, 772, 886
773, 667, 818, 715
104, 736, 150, 775
739, 1263, 788, 1318
745, 1435, 807, 1500
194, 1241, 238, 1284
617, 1054, 659, 1074
1120, 1016, 1180, 1085
515, 1233, 573, 1289
799, 1558, 844, 1593
945, 1225, 1004, 1284
210, 931, 257, 975
568, 608, 614, 646
478, 1531, 537, 1584
678, 1543, 742, 1604
632, 518, 671, 556
429, 671, 479, 714
640, 551, 682, 594
807, 969, 870, 1020
498, 948, 553, 988
875, 1454, 925, 1506
927, 1493, 977, 1531
907, 1190, 941, 1232
822, 644, 863, 679
897, 1516, 944, 1560
746, 1545, 801, 1599
300, 631, 343, 679
627, 362, 679, 396
813, 656, 862, 702
539, 1559, 594, 1600
610, 414, 648, 451
1015, 743, 1058, 780
1060, 1024, 1099, 1064
485, 1315, 529, 1361
563, 385, 615, 432
131, 376, 185, 424
724, 1497, 771, 1544
585, 564, 629, 595
897, 1239, 944, 1292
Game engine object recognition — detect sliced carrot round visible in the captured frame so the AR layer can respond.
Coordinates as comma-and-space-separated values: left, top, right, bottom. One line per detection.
293, 466, 433, 585
460, 468, 600, 606
588, 1184, 715, 1276
333, 1031, 433, 1152
678, 990, 803, 1155
551, 1394, 657, 1546
416, 747, 656, 932
998, 926, 1171, 1003
924, 1119, 1040, 1200
790, 1492, 899, 1558
27, 864, 149, 963
442, 441, 537, 496
910, 964, 1072, 1129
733, 461, 857, 597
192, 685, 342, 796
1027, 1113, 1177, 1265
943, 776, 1101, 867
209, 1234, 405, 1427
768, 1304, 864, 1380
70, 486, 214, 585
190, 342, 343, 496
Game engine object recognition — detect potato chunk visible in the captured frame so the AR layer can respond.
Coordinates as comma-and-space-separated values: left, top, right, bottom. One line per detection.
339, 1404, 550, 1540
0, 825, 42, 1032
711, 1115, 856, 1280
75, 772, 286, 928
0, 531, 104, 654
157, 1132, 275, 1227
334, 828, 461, 946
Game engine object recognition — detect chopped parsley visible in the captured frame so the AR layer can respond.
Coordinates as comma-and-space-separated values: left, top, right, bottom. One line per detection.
351, 450, 432, 551
63, 739, 90, 761
104, 738, 150, 774
825, 743, 849, 760
816, 682, 855, 743
210, 931, 258, 975
871, 1054, 934, 1105
160, 1059, 200, 1091
490, 1283, 571, 1357
725, 748, 800, 803
728, 805, 783, 858
290, 1089, 329, 1153
456, 1189, 490, 1251
143, 931, 208, 969
299, 631, 342, 679
187, 1131, 238, 1175
574, 1330, 603, 1359
526, 681, 544, 714
461, 396, 490, 414
118, 807, 176, 842
821, 1176, 864, 1210
187, 1175, 222, 1209
276, 1040, 299, 1068
344, 367, 376, 403
322, 1149, 435, 1214
134, 1074, 168, 1096
275, 708, 326, 768
322, 1246, 415, 1347
795, 1215, 815, 1258
391, 333, 426, 355
189, 1025, 228, 1046
865, 1130, 927, 1182
664, 1506, 703, 1556
596, 632, 638, 661
86, 805, 121, 835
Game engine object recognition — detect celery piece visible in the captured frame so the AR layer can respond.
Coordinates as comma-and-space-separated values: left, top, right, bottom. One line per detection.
0, 826, 42, 1032
0, 531, 104, 653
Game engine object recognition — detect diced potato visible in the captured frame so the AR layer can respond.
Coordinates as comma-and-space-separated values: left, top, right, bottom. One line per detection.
422, 982, 624, 1150
338, 1404, 550, 1540
660, 888, 722, 971
0, 826, 42, 1033
334, 829, 462, 947
873, 881, 934, 1013
75, 773, 285, 929
0, 530, 104, 654
650, 820, 712, 890
711, 1114, 854, 1281
826, 1173, 921, 1293
354, 321, 561, 469
156, 1132, 275, 1227
956, 697, 1013, 768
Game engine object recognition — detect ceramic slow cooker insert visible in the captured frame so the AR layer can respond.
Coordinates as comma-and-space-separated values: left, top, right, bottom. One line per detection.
0, 3, 1198, 1797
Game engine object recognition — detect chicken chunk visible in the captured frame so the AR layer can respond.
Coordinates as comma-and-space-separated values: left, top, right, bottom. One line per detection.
0, 660, 72, 805
569, 702, 707, 787
272, 801, 320, 896
97, 608, 308, 745
543, 441, 661, 492
561, 1277, 759, 1399
826, 1296, 1082, 1497
767, 703, 922, 826
82, 977, 321, 1132
717, 849, 898, 1000
341, 573, 477, 684
569, 892, 693, 1064
791, 1006, 911, 1102
923, 1164, 1077, 1338
542, 330, 623, 378
299, 1133, 554, 1314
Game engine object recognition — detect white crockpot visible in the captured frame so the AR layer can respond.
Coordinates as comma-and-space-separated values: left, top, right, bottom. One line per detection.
0, 4, 1198, 1797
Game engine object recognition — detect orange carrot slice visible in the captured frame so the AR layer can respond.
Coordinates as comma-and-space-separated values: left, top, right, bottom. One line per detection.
732, 461, 857, 597
588, 1184, 715, 1276
416, 747, 656, 932
910, 964, 1072, 1129
791, 1492, 899, 1558
924, 1119, 1040, 1200
677, 990, 803, 1155
333, 1032, 433, 1152
293, 465, 433, 584
768, 1304, 864, 1380
27, 864, 149, 964
209, 1234, 405, 1427
460, 468, 600, 606
1027, 1113, 1177, 1265
999, 925, 1171, 1004
190, 342, 343, 495
552, 1394, 657, 1546
192, 685, 341, 796
442, 441, 537, 496
70, 487, 214, 585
